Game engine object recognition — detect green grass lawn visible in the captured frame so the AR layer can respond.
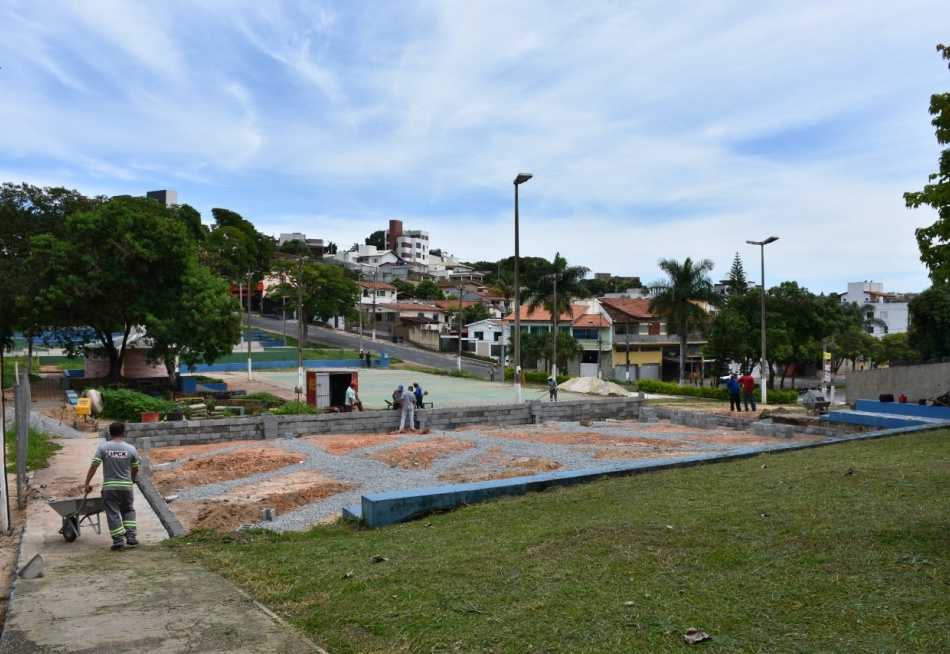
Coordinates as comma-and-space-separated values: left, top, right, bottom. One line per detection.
4, 427, 63, 473
166, 431, 948, 653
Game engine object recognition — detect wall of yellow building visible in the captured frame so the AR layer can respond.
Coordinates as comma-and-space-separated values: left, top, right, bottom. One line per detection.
610, 349, 663, 366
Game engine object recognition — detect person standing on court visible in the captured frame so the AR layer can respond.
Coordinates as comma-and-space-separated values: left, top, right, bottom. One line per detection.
345, 381, 364, 411
414, 382, 428, 408
84, 422, 140, 551
738, 371, 757, 412
399, 383, 416, 431
726, 373, 742, 412
391, 384, 404, 410
548, 376, 558, 401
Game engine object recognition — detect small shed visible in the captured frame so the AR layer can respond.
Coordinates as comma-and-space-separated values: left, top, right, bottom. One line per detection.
84, 328, 166, 380
306, 369, 360, 409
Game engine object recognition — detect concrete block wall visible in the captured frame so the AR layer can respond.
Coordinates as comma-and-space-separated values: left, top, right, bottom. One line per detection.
846, 361, 950, 404
117, 396, 645, 447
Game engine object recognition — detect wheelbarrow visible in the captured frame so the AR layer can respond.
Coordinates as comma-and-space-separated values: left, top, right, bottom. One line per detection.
48, 495, 104, 542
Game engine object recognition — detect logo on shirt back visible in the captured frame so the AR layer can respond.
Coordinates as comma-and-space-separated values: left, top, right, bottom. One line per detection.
106, 451, 129, 459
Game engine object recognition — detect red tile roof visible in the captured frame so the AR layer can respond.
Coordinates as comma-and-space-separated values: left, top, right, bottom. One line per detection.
358, 280, 396, 291
502, 304, 590, 322
598, 297, 655, 320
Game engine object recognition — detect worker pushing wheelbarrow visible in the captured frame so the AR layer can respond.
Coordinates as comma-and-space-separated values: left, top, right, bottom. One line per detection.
80, 421, 141, 551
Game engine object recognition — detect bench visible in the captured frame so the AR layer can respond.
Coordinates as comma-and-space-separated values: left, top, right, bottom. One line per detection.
384, 400, 433, 410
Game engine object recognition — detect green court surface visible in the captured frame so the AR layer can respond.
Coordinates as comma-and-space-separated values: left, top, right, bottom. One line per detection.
254, 369, 595, 410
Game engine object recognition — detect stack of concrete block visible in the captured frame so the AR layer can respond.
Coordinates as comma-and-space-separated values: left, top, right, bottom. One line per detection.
670, 410, 718, 430
749, 421, 795, 438
639, 407, 659, 424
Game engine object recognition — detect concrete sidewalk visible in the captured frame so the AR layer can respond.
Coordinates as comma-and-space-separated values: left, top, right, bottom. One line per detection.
1, 435, 322, 653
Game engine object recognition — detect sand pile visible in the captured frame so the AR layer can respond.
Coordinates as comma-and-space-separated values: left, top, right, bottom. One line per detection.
559, 377, 631, 396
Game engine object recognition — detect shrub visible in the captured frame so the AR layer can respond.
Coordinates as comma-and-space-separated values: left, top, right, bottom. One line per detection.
243, 392, 285, 404
98, 388, 177, 422
271, 400, 320, 415
503, 368, 569, 384
636, 379, 798, 405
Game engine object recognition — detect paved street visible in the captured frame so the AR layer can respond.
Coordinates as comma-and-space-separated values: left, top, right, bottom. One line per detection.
250, 313, 494, 378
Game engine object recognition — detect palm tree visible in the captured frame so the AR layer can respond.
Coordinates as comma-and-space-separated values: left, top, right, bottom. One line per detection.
523, 253, 590, 374
489, 269, 515, 316
647, 257, 717, 385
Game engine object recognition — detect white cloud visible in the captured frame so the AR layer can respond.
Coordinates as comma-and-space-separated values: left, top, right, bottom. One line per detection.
0, 0, 946, 294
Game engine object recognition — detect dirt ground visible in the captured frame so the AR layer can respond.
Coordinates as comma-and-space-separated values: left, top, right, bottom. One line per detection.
140, 417, 824, 533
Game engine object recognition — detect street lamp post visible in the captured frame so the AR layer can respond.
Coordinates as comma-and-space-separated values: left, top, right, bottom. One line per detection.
296, 257, 305, 399
513, 172, 533, 403
457, 285, 464, 371
746, 236, 779, 405
550, 269, 558, 379
246, 272, 253, 381
357, 286, 364, 354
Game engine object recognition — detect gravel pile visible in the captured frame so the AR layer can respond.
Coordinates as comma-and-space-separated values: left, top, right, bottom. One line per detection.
559, 376, 631, 396
3, 408, 87, 439
174, 421, 730, 532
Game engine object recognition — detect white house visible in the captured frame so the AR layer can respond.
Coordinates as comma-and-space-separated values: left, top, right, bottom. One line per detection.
465, 318, 508, 362
840, 281, 917, 336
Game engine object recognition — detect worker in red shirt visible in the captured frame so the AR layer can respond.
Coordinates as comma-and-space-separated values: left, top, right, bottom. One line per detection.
738, 372, 757, 412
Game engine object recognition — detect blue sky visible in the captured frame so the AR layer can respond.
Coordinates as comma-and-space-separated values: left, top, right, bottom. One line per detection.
1, 1, 948, 295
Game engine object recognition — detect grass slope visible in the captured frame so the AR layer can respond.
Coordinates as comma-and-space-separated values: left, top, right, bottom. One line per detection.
167, 431, 948, 653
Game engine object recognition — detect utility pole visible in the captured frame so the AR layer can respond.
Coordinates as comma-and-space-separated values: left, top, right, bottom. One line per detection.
625, 314, 631, 383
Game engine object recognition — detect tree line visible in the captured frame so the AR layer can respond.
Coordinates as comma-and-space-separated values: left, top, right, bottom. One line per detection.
0, 184, 360, 383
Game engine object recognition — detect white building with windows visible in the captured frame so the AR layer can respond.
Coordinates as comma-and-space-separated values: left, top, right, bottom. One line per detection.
840, 281, 916, 336
385, 219, 429, 264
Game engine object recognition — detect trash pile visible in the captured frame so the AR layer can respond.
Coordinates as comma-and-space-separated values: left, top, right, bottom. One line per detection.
558, 377, 631, 396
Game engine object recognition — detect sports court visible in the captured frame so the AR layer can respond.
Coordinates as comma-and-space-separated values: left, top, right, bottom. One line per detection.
247, 368, 595, 410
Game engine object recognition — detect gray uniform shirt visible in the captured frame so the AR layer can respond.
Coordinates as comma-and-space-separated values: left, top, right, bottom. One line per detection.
91, 440, 140, 490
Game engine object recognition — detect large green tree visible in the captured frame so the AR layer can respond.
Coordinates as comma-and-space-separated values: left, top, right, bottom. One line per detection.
145, 264, 242, 384
647, 257, 717, 384
702, 301, 757, 382
0, 183, 102, 371
523, 253, 590, 374
908, 285, 950, 359
727, 252, 748, 296
0, 183, 103, 384
266, 261, 360, 341
31, 195, 201, 379
905, 44, 950, 284
202, 208, 274, 284
877, 332, 919, 365
414, 280, 445, 300
365, 230, 386, 250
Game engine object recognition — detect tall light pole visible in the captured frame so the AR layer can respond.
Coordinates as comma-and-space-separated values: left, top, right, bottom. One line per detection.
746, 236, 779, 405
513, 172, 533, 403
357, 283, 364, 354
457, 285, 464, 371
296, 256, 305, 399
246, 272, 254, 381
550, 267, 558, 379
